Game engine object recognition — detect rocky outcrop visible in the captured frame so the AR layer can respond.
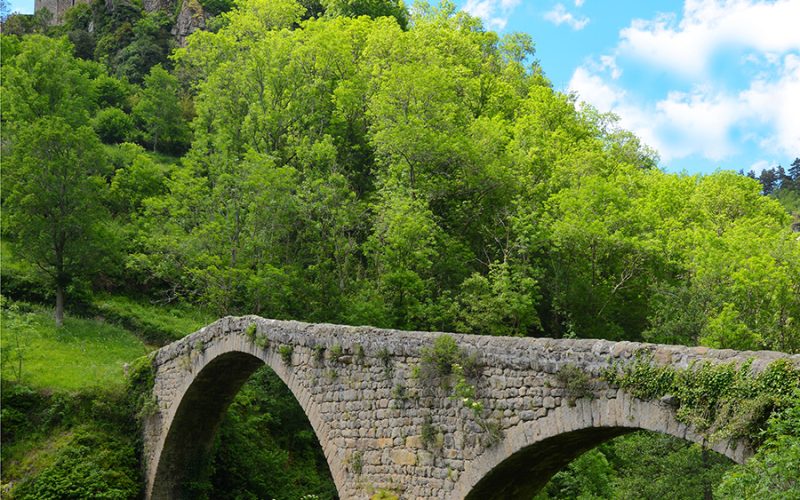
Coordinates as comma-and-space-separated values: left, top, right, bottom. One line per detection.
171, 0, 205, 47
142, 0, 176, 13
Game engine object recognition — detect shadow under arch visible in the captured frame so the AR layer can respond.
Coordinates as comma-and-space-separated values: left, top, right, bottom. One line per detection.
452, 393, 748, 500
148, 348, 341, 499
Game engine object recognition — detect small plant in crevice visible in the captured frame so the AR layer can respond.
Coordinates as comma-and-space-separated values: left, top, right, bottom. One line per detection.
354, 343, 365, 364
419, 335, 482, 392
179, 353, 192, 372
452, 363, 483, 416
330, 344, 344, 362
478, 417, 504, 448
137, 394, 159, 420
192, 339, 205, 353
254, 333, 269, 349
555, 363, 592, 405
370, 489, 399, 500
279, 345, 293, 365
420, 415, 438, 450
350, 450, 363, 475
314, 344, 325, 363
377, 347, 393, 378
245, 322, 257, 339
392, 383, 410, 408
324, 368, 338, 382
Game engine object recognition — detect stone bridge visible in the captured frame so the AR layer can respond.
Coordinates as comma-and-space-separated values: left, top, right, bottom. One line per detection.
143, 316, 799, 499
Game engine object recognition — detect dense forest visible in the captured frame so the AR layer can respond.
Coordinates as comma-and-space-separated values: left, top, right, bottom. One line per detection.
2, 0, 800, 498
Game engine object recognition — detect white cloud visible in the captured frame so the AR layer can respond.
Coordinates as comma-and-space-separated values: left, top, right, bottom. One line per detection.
569, 54, 800, 162
463, 0, 521, 30
740, 53, 800, 155
599, 55, 621, 79
567, 0, 800, 164
544, 3, 590, 31
619, 0, 800, 78
575, 0, 585, 6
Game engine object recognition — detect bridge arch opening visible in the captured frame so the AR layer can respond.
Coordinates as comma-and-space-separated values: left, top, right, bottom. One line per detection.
148, 350, 336, 499
465, 426, 633, 499
463, 428, 734, 499
454, 395, 746, 500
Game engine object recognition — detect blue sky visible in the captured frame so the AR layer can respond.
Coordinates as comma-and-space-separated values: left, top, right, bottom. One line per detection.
8, 0, 798, 174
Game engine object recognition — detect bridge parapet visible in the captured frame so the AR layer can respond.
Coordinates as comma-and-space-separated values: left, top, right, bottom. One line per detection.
144, 316, 800, 499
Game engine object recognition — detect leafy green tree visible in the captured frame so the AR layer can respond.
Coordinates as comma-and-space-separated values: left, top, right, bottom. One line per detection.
535, 448, 614, 500
93, 73, 133, 110
115, 11, 174, 84
609, 432, 731, 499
322, 0, 407, 27
133, 64, 190, 153
1, 35, 97, 128
4, 119, 109, 326
93, 107, 134, 143
717, 389, 800, 499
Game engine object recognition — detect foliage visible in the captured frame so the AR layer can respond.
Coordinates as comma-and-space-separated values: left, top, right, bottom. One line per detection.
535, 448, 614, 500
132, 64, 190, 153
609, 432, 731, 500
92, 294, 213, 345
1, 374, 144, 500
321, 0, 407, 28
279, 345, 294, 365
716, 388, 800, 498
555, 364, 592, 405
207, 367, 336, 499
93, 107, 135, 143
605, 354, 800, 443
0, 301, 148, 391
114, 11, 174, 84
11, 425, 140, 499
2, 35, 97, 127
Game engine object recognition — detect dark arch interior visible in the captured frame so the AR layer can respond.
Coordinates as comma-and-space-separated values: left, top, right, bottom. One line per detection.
151, 352, 335, 499
466, 427, 635, 500
466, 428, 736, 500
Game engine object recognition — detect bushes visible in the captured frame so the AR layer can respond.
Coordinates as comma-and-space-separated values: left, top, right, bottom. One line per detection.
1, 380, 142, 499
12, 426, 140, 499
604, 354, 800, 443
716, 388, 800, 498
93, 107, 134, 143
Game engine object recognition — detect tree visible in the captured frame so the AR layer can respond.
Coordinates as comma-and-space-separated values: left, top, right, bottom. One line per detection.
132, 64, 189, 153
4, 119, 109, 326
2, 35, 96, 128
322, 0, 408, 28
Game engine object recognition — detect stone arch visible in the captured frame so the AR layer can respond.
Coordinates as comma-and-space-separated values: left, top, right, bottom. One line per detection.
451, 391, 749, 500
145, 332, 346, 499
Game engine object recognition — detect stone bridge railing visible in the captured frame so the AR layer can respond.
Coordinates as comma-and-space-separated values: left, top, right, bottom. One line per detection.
143, 316, 800, 499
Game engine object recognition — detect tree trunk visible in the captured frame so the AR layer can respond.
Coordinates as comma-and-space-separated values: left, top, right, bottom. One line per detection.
55, 284, 65, 328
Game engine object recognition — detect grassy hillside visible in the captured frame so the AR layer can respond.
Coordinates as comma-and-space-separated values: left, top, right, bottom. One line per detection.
2, 301, 148, 391
0, 293, 213, 498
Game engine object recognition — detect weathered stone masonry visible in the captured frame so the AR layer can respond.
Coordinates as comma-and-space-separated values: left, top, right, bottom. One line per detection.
144, 316, 800, 499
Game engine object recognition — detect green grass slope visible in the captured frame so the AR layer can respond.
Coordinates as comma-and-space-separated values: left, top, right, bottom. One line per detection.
2, 301, 148, 391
